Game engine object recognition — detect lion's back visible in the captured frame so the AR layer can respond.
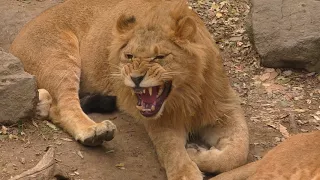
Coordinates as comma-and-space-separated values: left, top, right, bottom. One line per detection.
249, 131, 320, 180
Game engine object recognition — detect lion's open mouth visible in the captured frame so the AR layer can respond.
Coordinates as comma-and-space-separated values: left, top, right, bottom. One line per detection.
134, 82, 172, 117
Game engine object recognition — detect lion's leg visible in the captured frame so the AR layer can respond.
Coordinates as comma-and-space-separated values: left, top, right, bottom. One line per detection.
209, 161, 259, 180
187, 109, 249, 173
145, 122, 203, 180
37, 55, 116, 146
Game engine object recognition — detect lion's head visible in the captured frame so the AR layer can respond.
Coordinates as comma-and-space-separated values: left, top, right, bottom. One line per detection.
109, 1, 208, 119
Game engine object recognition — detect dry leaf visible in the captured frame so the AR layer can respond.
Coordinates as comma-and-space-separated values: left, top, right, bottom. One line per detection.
115, 163, 125, 170
106, 150, 115, 154
1, 126, 8, 135
268, 71, 279, 81
265, 68, 275, 73
262, 83, 286, 93
211, 3, 219, 10
260, 73, 270, 82
311, 115, 320, 121
294, 109, 306, 113
216, 12, 223, 18
279, 124, 289, 138
267, 122, 277, 129
76, 151, 84, 159
9, 134, 19, 140
60, 138, 73, 142
45, 121, 58, 131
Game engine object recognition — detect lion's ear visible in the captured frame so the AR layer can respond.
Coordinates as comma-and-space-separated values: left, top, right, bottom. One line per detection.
116, 15, 136, 34
174, 16, 197, 41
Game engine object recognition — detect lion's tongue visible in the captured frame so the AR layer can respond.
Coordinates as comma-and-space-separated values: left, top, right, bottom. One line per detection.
141, 87, 158, 104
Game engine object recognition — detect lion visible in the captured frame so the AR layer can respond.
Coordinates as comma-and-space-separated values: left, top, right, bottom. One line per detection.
210, 130, 320, 180
10, 0, 249, 179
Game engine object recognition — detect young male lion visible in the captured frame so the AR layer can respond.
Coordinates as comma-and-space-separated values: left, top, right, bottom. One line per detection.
10, 0, 249, 179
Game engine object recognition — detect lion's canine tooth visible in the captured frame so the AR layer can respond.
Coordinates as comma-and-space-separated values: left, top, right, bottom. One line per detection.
149, 87, 152, 96
136, 105, 143, 110
143, 89, 146, 94
151, 105, 155, 111
157, 85, 164, 98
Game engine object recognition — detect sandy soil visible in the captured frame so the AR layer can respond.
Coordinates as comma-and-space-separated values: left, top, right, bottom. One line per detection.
0, 0, 319, 180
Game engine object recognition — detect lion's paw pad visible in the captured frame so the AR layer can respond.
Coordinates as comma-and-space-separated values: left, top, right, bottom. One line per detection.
79, 120, 117, 146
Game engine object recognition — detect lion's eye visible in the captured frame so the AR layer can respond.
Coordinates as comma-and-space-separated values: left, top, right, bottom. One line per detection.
125, 54, 134, 60
153, 55, 166, 60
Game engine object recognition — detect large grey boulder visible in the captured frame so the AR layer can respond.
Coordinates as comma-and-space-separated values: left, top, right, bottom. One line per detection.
249, 0, 320, 72
0, 50, 38, 125
0, 0, 59, 51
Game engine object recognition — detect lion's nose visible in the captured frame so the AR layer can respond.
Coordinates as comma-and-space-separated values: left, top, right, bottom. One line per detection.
131, 76, 144, 87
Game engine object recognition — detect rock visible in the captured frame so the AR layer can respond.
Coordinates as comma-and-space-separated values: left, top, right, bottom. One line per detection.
0, 50, 38, 125
282, 70, 293, 77
249, 0, 320, 72
0, 0, 58, 51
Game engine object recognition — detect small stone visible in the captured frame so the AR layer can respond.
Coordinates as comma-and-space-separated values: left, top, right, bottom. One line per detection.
282, 70, 292, 77
20, 157, 26, 164
274, 137, 281, 142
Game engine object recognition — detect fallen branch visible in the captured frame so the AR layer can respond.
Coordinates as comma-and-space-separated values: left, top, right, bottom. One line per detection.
9, 147, 70, 180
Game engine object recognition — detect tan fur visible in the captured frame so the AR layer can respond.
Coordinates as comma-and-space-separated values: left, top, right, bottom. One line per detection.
10, 0, 249, 179
36, 89, 52, 118
211, 131, 320, 180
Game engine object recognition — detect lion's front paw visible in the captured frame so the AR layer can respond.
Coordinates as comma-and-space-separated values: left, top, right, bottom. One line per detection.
36, 89, 52, 119
169, 161, 203, 180
76, 120, 117, 146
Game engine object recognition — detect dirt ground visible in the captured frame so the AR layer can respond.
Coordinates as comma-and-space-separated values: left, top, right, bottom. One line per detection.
0, 0, 319, 180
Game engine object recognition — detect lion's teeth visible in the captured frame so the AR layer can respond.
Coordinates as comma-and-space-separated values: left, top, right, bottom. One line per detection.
151, 105, 155, 111
142, 108, 151, 112
143, 89, 146, 94
136, 105, 143, 110
157, 85, 164, 98
149, 87, 152, 96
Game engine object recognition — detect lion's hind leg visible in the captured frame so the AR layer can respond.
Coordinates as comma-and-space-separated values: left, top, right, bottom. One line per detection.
187, 110, 249, 173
